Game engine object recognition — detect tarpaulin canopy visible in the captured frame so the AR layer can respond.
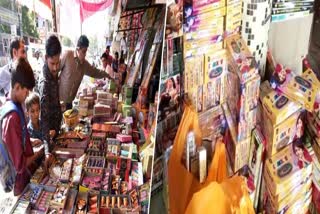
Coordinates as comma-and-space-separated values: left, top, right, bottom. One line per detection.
40, 0, 51, 9
77, 0, 113, 23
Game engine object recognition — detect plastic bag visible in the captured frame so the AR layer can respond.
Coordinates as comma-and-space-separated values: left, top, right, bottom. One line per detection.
168, 104, 254, 214
185, 176, 255, 214
168, 105, 228, 213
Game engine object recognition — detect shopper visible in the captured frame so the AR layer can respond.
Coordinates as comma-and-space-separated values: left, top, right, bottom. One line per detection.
38, 35, 63, 171
0, 38, 27, 100
101, 52, 108, 69
59, 35, 112, 110
112, 51, 119, 73
0, 58, 42, 195
105, 45, 113, 66
119, 55, 127, 85
25, 92, 43, 146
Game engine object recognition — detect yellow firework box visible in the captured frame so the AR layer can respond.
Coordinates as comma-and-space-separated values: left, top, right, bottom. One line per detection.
263, 110, 301, 157
184, 41, 223, 56
186, 7, 226, 32
262, 90, 301, 125
192, 0, 226, 13
198, 105, 224, 138
184, 54, 204, 92
225, 34, 259, 83
226, 1, 242, 17
227, 0, 242, 6
264, 144, 313, 197
223, 103, 251, 172
265, 183, 312, 214
266, 176, 312, 212
203, 50, 227, 110
227, 136, 251, 173
279, 68, 320, 112
184, 17, 224, 41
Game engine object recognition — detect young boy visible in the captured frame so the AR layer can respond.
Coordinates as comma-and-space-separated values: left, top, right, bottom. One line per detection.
1, 58, 43, 195
25, 92, 43, 147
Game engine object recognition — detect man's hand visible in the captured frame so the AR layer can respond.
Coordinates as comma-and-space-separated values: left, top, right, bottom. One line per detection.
44, 153, 55, 174
31, 138, 43, 147
49, 130, 56, 139
33, 144, 44, 154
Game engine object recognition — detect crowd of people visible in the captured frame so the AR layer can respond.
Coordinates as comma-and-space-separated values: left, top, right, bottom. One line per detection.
0, 35, 128, 196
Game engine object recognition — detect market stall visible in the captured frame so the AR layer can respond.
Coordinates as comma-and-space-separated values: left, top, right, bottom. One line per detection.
0, 1, 165, 213
151, 0, 320, 213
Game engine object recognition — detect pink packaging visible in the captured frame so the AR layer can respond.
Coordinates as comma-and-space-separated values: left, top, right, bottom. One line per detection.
116, 134, 132, 143
192, 0, 222, 10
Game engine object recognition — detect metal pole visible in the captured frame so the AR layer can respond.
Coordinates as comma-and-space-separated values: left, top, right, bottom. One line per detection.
51, 0, 57, 32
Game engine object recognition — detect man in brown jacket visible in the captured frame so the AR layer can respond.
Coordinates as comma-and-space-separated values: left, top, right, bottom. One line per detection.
59, 35, 112, 109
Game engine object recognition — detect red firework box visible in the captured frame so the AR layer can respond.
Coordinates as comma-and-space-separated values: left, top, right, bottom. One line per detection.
116, 134, 133, 143
116, 158, 132, 182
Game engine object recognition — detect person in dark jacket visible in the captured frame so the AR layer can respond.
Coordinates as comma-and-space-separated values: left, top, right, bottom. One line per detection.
38, 35, 62, 171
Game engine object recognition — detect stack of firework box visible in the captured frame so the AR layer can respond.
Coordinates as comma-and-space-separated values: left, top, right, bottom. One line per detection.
224, 34, 260, 172
261, 69, 320, 213
306, 103, 320, 212
183, 0, 243, 113
184, 49, 228, 113
263, 141, 313, 214
185, 0, 226, 55
78, 87, 96, 117
225, 0, 242, 37
121, 86, 133, 117
305, 116, 320, 213
262, 90, 302, 158
261, 89, 312, 213
184, 0, 229, 113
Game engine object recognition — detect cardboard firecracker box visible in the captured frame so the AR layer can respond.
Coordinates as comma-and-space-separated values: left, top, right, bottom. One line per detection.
122, 104, 132, 117
122, 85, 133, 98
248, 127, 265, 211
277, 68, 320, 113
225, 1, 242, 37
184, 7, 226, 33
262, 90, 301, 125
264, 143, 313, 198
225, 72, 260, 142
226, 34, 259, 83
263, 110, 301, 157
225, 35, 260, 141
224, 102, 251, 172
184, 17, 224, 40
192, 0, 225, 11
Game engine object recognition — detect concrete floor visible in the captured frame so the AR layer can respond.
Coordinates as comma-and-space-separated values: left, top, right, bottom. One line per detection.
150, 190, 167, 214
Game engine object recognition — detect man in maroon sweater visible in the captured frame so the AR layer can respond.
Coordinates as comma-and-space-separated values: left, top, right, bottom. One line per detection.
1, 58, 43, 195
